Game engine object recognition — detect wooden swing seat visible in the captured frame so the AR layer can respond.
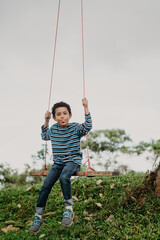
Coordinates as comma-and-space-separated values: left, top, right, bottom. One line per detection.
30, 171, 119, 177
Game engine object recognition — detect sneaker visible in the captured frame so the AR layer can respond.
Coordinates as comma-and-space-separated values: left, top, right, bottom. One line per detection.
61, 209, 74, 227
29, 214, 43, 234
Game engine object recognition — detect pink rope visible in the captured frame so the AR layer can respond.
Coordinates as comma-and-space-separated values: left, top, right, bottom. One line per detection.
81, 0, 95, 176
43, 0, 61, 175
48, 0, 61, 111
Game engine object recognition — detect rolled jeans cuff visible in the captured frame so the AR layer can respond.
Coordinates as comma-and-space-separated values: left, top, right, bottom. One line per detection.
35, 206, 45, 215
63, 198, 74, 207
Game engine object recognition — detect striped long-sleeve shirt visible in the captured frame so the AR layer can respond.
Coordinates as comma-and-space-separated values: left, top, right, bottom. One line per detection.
41, 113, 92, 165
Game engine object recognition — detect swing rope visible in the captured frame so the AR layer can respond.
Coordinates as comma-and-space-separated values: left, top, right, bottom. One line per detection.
42, 0, 61, 175
48, 0, 61, 111
42, 0, 95, 176
81, 0, 95, 176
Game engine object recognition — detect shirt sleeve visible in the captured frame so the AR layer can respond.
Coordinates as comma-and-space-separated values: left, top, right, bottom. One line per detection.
77, 113, 92, 137
41, 125, 51, 141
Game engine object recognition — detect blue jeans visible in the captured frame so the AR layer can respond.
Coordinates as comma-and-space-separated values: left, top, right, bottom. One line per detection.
36, 162, 80, 209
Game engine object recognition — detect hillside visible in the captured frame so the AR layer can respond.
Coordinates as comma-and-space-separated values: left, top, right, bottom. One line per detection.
0, 173, 160, 239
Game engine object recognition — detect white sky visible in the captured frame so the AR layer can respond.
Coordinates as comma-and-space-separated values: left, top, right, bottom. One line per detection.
0, 0, 160, 172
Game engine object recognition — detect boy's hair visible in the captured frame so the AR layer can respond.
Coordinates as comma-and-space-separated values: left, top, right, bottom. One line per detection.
52, 101, 72, 117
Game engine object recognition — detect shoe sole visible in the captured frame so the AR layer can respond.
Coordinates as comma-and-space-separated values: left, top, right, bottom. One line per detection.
61, 221, 73, 227
29, 222, 43, 234
61, 214, 74, 227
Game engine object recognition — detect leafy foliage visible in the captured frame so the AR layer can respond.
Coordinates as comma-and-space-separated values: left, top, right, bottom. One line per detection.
0, 164, 31, 188
81, 129, 132, 153
81, 129, 133, 172
0, 163, 46, 188
81, 129, 160, 171
32, 143, 49, 163
0, 173, 160, 239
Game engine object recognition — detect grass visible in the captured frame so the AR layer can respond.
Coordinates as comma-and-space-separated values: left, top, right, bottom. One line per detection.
0, 172, 160, 239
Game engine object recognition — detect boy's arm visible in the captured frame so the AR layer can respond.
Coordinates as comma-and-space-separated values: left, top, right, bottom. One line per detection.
41, 111, 51, 141
77, 98, 92, 137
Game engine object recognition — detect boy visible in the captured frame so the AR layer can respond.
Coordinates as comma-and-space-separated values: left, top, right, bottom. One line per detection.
30, 98, 92, 234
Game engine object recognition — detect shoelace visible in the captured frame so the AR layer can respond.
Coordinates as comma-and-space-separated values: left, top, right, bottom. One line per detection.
33, 215, 41, 226
63, 209, 71, 218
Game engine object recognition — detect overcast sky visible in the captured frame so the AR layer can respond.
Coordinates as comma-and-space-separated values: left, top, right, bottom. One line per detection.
0, 0, 160, 172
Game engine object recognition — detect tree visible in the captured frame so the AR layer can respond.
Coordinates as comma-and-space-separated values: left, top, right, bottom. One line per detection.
134, 140, 160, 167
81, 129, 160, 172
81, 129, 132, 153
81, 129, 133, 172
32, 143, 49, 164
0, 163, 31, 188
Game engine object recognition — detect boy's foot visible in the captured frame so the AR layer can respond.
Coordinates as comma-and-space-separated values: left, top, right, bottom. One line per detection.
61, 209, 74, 227
29, 214, 43, 234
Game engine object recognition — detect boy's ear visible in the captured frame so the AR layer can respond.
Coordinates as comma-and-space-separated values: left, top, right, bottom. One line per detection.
69, 114, 72, 119
53, 116, 56, 121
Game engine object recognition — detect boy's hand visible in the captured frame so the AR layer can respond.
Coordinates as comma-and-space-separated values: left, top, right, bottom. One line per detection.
82, 98, 89, 114
44, 111, 51, 126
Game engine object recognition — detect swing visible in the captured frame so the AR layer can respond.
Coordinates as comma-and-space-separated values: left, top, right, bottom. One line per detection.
30, 171, 119, 177
30, 0, 119, 178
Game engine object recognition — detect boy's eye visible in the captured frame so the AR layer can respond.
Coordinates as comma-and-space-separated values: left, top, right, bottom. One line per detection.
56, 111, 67, 116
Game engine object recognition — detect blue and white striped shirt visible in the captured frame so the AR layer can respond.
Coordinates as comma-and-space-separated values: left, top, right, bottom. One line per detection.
41, 113, 92, 165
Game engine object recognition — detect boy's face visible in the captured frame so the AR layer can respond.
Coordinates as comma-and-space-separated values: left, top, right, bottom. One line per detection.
53, 107, 72, 128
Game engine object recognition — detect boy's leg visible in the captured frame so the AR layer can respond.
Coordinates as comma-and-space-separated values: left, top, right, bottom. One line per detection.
59, 162, 80, 227
30, 163, 63, 234
36, 163, 63, 208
